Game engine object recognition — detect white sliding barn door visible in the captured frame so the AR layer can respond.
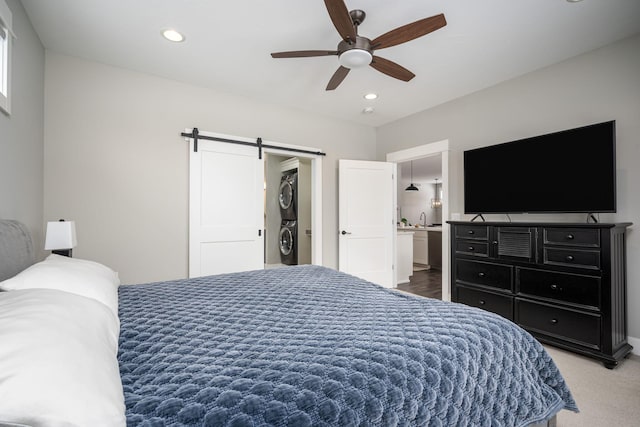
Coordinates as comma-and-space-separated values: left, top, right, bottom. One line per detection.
189, 136, 264, 277
338, 160, 395, 287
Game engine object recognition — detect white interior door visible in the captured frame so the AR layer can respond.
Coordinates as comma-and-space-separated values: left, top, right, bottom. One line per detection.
339, 160, 395, 287
189, 135, 263, 277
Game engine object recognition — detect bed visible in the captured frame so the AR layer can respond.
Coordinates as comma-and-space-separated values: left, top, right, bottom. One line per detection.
0, 220, 577, 426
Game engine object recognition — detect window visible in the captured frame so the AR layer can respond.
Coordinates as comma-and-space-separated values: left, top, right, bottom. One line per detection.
0, 0, 12, 115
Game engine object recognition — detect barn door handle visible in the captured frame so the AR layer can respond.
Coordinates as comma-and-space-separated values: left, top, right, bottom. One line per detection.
341, 230, 352, 235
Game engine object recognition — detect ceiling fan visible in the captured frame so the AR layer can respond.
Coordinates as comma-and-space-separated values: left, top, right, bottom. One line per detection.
271, 0, 447, 91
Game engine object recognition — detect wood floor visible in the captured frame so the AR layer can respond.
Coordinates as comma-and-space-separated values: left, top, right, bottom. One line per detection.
396, 267, 442, 299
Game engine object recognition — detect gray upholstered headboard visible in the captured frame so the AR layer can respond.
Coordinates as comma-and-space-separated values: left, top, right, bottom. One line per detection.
0, 220, 35, 282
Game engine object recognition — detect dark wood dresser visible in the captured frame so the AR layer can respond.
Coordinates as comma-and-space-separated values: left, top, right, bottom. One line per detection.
448, 221, 632, 368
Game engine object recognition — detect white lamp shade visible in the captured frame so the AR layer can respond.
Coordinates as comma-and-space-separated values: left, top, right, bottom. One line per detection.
338, 49, 372, 68
44, 221, 77, 250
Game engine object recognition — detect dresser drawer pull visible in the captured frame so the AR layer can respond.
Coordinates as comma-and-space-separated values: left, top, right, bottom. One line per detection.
478, 272, 485, 278
550, 284, 562, 291
478, 300, 486, 305
565, 255, 574, 262
468, 246, 475, 251
550, 318, 559, 325
468, 230, 475, 235
566, 234, 575, 240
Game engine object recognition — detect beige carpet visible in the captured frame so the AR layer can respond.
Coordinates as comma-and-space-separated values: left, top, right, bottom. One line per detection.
544, 346, 640, 426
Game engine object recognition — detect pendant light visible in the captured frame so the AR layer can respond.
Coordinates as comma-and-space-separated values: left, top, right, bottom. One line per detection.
405, 161, 419, 191
431, 178, 442, 208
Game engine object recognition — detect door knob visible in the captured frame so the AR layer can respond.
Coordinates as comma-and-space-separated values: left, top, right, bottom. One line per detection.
341, 230, 351, 235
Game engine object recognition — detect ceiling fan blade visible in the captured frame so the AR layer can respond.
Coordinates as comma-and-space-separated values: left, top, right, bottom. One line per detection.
370, 56, 415, 82
271, 50, 338, 58
326, 66, 350, 91
371, 13, 446, 50
324, 0, 356, 42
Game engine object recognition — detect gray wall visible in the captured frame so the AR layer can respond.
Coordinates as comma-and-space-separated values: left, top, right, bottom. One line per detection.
377, 34, 640, 342
265, 153, 287, 265
0, 0, 44, 255
43, 52, 376, 284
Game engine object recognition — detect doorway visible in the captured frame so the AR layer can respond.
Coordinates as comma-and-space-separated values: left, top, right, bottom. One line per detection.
396, 156, 443, 299
386, 140, 451, 301
264, 154, 313, 268
263, 144, 323, 268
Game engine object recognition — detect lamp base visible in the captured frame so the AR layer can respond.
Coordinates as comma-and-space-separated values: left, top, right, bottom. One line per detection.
52, 249, 73, 257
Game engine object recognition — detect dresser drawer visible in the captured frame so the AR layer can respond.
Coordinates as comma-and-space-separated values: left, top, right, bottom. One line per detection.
516, 299, 600, 349
544, 228, 600, 247
456, 259, 512, 291
517, 268, 601, 309
455, 225, 488, 240
455, 240, 489, 257
544, 247, 600, 270
457, 286, 513, 320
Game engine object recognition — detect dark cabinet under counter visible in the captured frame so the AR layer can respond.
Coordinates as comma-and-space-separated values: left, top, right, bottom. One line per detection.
449, 221, 632, 368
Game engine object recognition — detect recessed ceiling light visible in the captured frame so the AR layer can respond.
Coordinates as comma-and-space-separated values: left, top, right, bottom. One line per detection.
364, 93, 378, 100
362, 107, 375, 114
162, 29, 185, 43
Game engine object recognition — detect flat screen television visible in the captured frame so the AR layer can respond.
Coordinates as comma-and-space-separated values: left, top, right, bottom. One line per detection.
464, 120, 616, 214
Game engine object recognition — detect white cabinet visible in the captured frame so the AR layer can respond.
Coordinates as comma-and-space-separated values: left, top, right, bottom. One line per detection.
413, 230, 429, 266
396, 231, 414, 284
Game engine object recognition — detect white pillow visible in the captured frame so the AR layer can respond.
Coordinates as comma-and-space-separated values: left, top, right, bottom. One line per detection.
0, 254, 120, 316
0, 288, 125, 427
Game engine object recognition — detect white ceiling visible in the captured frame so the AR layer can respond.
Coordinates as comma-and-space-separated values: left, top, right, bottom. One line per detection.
21, 0, 640, 127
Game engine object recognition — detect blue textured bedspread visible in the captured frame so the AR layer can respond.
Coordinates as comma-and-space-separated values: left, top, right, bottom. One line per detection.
118, 265, 576, 426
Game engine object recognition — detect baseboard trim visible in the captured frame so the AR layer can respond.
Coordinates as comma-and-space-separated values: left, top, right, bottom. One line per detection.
628, 336, 640, 355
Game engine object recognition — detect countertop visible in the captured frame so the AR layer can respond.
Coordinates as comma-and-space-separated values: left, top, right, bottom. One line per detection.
397, 229, 415, 234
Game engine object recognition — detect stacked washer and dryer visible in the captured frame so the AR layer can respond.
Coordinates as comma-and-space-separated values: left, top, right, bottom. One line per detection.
278, 169, 298, 265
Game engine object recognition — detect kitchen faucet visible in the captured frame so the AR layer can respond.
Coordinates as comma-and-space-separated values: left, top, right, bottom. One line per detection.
420, 212, 427, 227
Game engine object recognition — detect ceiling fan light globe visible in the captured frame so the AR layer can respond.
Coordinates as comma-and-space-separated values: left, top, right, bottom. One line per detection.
338, 49, 372, 69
